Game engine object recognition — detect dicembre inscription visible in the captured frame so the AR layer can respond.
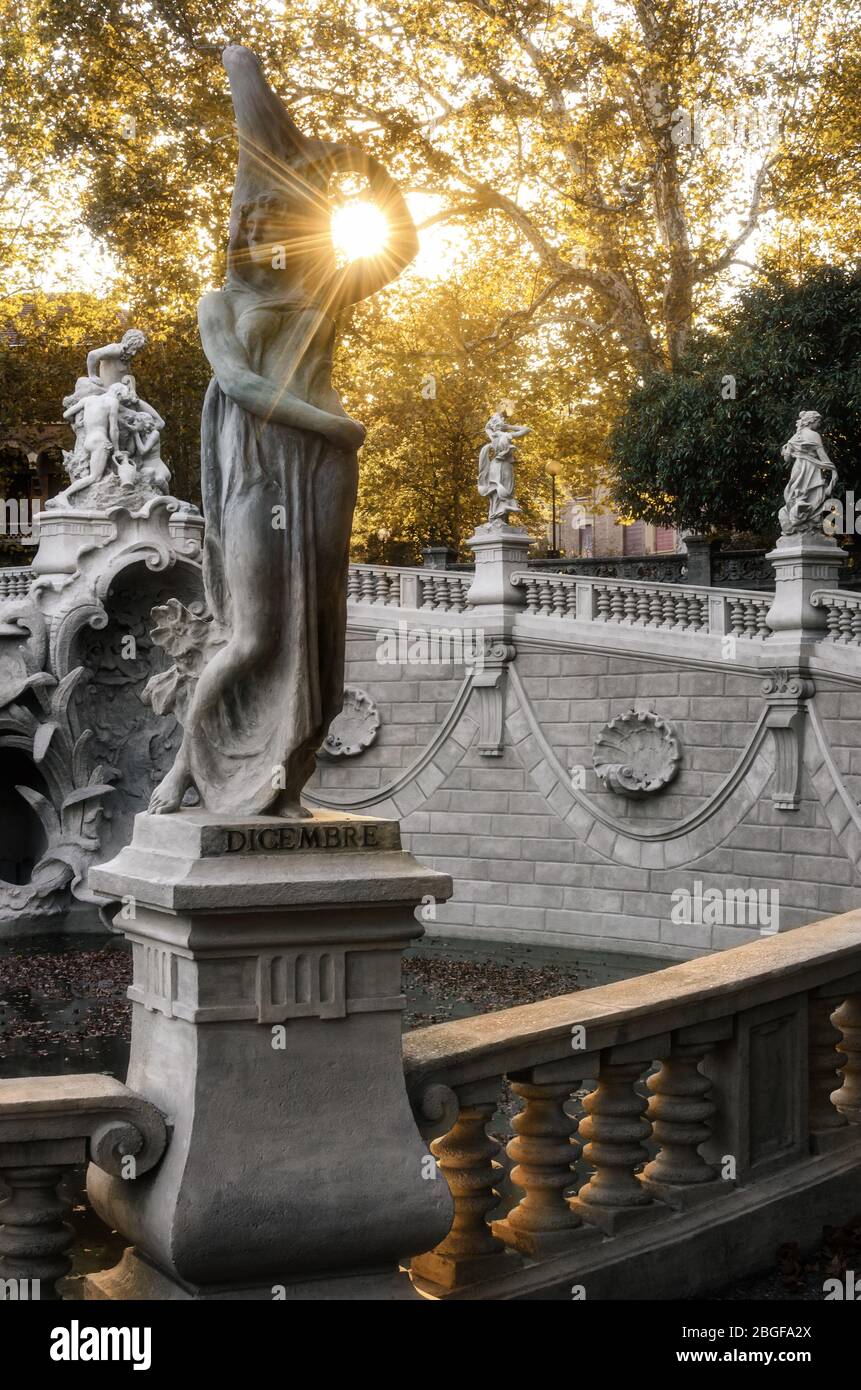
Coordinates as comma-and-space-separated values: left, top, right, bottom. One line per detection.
225, 824, 381, 854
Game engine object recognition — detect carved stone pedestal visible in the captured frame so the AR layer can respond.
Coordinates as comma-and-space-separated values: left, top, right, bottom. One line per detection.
84, 809, 454, 1300
765, 533, 843, 642
465, 523, 533, 615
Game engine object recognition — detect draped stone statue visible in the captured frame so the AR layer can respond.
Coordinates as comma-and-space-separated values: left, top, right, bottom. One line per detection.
145, 45, 418, 817
477, 410, 528, 525
778, 409, 838, 536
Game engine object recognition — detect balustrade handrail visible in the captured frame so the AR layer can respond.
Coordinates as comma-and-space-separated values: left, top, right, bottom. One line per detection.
403, 909, 861, 1091
349, 561, 428, 577
811, 588, 861, 605
511, 570, 769, 602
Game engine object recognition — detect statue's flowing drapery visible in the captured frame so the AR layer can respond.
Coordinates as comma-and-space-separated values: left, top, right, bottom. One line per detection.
191, 382, 357, 815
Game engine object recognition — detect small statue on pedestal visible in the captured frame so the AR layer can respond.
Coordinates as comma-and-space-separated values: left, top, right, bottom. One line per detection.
477, 409, 529, 525
778, 409, 838, 536
48, 329, 171, 511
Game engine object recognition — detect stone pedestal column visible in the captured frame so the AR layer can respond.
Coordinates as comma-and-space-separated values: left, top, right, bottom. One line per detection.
465, 523, 533, 618
84, 809, 454, 1300
679, 534, 714, 588
421, 545, 458, 570
765, 533, 843, 640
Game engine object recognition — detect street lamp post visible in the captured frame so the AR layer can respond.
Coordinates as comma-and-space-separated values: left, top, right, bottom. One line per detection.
546, 461, 562, 558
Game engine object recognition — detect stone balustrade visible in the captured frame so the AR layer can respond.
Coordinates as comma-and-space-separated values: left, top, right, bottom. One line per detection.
811, 589, 861, 644
0, 566, 34, 600
347, 562, 780, 644
7, 912, 860, 1300
0, 1075, 167, 1300
0, 554, 852, 649
403, 909, 861, 1299
348, 563, 471, 613
511, 571, 773, 640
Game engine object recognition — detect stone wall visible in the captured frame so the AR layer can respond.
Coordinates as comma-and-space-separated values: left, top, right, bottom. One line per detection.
308, 582, 861, 961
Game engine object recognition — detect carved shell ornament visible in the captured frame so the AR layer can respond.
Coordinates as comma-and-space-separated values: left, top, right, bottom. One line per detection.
319, 686, 380, 759
593, 708, 681, 798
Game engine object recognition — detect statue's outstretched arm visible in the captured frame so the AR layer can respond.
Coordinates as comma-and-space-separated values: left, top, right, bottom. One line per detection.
135, 399, 165, 430
327, 155, 419, 310
86, 344, 121, 379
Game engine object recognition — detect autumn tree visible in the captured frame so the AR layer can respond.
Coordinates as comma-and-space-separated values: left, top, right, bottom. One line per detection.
338, 242, 613, 557
5, 0, 861, 535
611, 264, 861, 538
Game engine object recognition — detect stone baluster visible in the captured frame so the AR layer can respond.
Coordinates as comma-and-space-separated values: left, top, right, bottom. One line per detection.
444, 577, 460, 612
640, 1022, 732, 1210
410, 1080, 513, 1292
756, 600, 772, 638
821, 600, 840, 641
636, 590, 651, 625
360, 567, 376, 603
538, 577, 553, 617
492, 1062, 601, 1259
0, 1166, 74, 1300
571, 1038, 667, 1234
608, 586, 625, 622
808, 990, 850, 1149
347, 567, 361, 601
595, 586, 611, 621
832, 993, 861, 1122
551, 581, 567, 618
728, 595, 744, 637
521, 577, 539, 614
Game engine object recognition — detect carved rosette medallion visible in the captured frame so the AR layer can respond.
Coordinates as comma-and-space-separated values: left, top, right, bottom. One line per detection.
319, 686, 380, 759
593, 708, 681, 798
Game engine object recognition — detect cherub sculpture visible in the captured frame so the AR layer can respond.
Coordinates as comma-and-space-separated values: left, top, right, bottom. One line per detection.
47, 330, 172, 509
778, 409, 838, 536
54, 381, 133, 505
477, 410, 529, 524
